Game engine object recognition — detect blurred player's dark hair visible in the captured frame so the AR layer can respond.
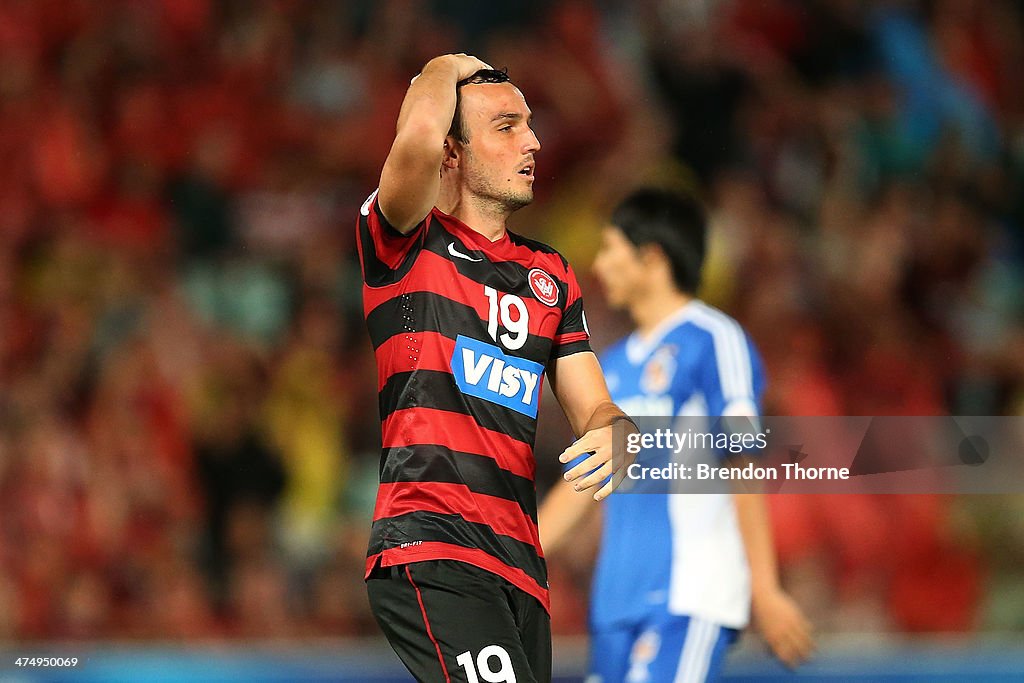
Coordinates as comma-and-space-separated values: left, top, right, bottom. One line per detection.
611, 188, 707, 295
448, 68, 511, 143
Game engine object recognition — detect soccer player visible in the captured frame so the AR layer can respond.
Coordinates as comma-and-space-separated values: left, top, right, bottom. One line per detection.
357, 54, 635, 683
540, 189, 815, 682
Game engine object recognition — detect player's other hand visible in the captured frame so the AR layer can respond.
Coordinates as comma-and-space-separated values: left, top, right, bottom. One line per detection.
414, 54, 493, 85
752, 588, 815, 668
558, 421, 637, 502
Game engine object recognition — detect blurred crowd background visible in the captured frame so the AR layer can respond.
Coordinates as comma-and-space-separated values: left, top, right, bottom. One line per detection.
1, 0, 1024, 645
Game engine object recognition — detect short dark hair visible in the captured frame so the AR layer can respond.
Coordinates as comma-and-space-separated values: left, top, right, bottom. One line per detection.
611, 189, 708, 294
448, 68, 512, 143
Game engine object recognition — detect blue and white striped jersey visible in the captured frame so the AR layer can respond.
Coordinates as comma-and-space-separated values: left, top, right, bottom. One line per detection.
592, 300, 765, 630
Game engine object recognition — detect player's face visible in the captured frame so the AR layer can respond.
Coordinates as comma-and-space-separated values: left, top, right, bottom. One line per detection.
458, 83, 541, 211
592, 225, 645, 309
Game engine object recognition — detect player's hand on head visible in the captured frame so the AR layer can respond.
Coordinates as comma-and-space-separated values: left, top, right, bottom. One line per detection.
449, 53, 493, 79
414, 53, 493, 85
558, 421, 637, 502
752, 588, 815, 669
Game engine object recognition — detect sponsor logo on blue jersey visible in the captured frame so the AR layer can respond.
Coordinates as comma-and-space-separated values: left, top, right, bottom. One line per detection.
450, 335, 543, 418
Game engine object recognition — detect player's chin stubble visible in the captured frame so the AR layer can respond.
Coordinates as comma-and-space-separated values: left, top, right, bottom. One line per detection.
480, 176, 532, 211
464, 159, 533, 211
503, 187, 533, 211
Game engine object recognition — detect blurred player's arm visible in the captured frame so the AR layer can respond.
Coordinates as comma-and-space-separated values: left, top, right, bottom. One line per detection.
378, 53, 491, 232
538, 479, 599, 556
732, 481, 815, 668
547, 351, 637, 502
700, 335, 815, 668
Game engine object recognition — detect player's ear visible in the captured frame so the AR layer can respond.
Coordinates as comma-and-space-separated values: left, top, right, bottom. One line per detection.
442, 137, 460, 169
638, 244, 664, 268
640, 244, 674, 282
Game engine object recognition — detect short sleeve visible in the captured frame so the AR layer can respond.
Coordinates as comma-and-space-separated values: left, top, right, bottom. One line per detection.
550, 264, 592, 359
695, 325, 766, 460
355, 189, 428, 287
697, 326, 762, 419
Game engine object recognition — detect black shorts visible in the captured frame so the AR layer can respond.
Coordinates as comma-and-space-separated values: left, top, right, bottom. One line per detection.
367, 560, 551, 683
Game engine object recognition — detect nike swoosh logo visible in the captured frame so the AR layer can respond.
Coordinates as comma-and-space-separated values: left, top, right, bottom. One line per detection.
360, 189, 379, 217
448, 242, 482, 262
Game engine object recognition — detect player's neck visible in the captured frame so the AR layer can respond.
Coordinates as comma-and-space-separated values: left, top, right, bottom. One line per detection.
437, 187, 508, 242
631, 290, 692, 338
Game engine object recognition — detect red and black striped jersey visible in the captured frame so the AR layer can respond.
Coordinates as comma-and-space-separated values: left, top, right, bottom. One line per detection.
356, 189, 591, 610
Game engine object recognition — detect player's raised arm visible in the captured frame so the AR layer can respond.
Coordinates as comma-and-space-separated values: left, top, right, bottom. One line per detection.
547, 351, 637, 501
378, 53, 491, 232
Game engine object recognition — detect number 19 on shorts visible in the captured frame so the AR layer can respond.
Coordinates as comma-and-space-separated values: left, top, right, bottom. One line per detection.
457, 645, 517, 683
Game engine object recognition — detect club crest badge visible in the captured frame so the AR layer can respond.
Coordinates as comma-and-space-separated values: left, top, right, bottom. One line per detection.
626, 629, 661, 682
528, 268, 559, 307
640, 346, 677, 395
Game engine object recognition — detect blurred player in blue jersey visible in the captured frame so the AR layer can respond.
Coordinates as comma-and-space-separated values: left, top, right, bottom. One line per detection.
540, 189, 814, 682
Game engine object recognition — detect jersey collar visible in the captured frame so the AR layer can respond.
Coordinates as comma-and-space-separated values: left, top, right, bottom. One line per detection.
432, 206, 516, 260
625, 300, 701, 365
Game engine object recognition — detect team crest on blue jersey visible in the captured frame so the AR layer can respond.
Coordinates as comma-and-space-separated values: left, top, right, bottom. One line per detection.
450, 335, 543, 418
640, 345, 677, 395
626, 629, 660, 683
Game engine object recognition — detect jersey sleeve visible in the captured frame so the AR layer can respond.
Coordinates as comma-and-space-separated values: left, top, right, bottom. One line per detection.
550, 264, 592, 359
695, 326, 766, 461
355, 188, 428, 287
697, 324, 765, 418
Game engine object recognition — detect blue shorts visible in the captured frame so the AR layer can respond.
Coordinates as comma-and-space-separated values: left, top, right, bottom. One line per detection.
587, 614, 737, 683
